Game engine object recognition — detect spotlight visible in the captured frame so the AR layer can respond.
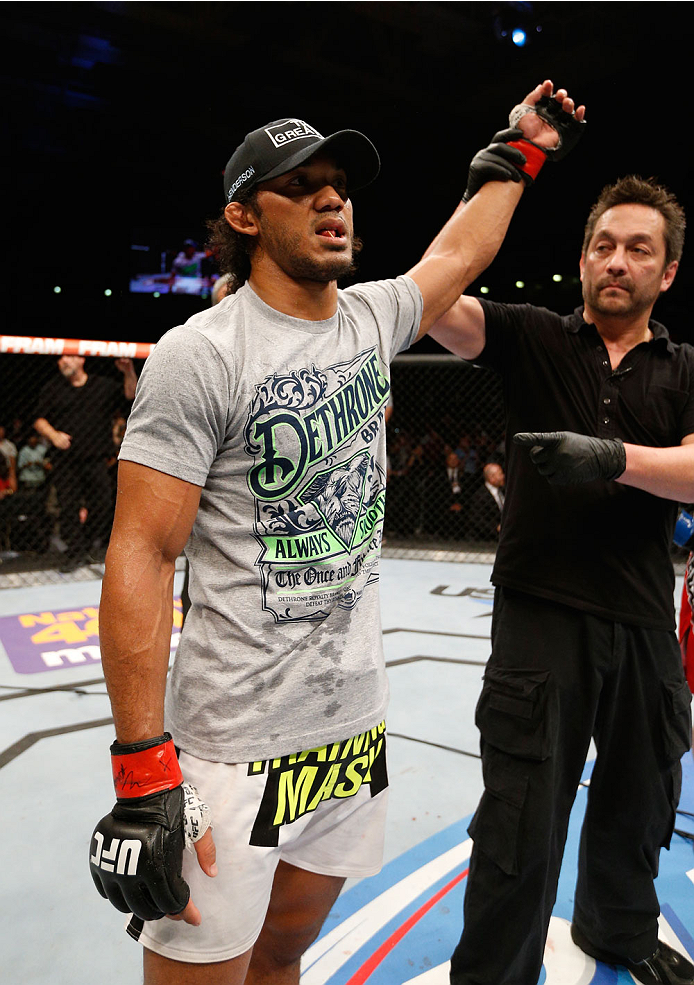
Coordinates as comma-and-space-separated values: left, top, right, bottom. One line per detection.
552, 274, 563, 283
53, 286, 62, 294
493, 3, 541, 48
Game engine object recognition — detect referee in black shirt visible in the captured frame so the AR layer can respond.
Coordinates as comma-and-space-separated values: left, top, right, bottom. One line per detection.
34, 354, 136, 570
433, 176, 694, 985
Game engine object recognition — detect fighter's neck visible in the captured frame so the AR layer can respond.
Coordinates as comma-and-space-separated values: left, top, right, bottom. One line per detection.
248, 269, 338, 322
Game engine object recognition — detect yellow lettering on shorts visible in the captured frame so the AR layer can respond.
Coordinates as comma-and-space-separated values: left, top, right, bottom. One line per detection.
306, 763, 342, 812
273, 765, 318, 825
334, 754, 369, 798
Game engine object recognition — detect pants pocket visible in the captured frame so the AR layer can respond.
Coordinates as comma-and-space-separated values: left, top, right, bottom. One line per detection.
469, 669, 556, 875
468, 753, 528, 876
660, 678, 692, 766
658, 679, 692, 850
475, 667, 554, 761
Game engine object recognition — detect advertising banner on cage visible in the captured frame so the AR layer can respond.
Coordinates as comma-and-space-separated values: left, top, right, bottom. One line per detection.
0, 335, 156, 359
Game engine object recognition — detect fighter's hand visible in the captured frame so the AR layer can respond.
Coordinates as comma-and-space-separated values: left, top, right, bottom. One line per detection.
462, 129, 526, 202
90, 735, 215, 925
166, 827, 218, 926
52, 431, 72, 450
513, 431, 626, 484
510, 80, 586, 158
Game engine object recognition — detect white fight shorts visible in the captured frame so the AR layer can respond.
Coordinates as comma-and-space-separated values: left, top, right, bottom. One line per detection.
127, 721, 389, 963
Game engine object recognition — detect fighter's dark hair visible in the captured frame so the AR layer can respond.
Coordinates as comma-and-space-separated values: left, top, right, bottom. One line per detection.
582, 175, 686, 266
206, 186, 259, 287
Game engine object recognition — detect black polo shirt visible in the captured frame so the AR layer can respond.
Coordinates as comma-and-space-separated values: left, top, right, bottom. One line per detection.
35, 373, 126, 458
477, 301, 694, 630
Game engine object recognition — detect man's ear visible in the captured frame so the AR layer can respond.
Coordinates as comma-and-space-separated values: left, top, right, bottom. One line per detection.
224, 201, 259, 238
579, 252, 585, 282
659, 260, 678, 295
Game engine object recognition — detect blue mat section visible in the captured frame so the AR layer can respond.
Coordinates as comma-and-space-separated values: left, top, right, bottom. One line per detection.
302, 755, 694, 984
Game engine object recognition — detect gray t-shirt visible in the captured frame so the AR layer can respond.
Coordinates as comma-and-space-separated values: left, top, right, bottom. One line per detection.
119, 275, 422, 763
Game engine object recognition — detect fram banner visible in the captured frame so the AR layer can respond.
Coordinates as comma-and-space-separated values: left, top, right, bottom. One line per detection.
0, 335, 156, 359
0, 599, 182, 674
301, 759, 694, 984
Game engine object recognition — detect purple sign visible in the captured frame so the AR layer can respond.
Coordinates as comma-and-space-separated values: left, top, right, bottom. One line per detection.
0, 598, 182, 674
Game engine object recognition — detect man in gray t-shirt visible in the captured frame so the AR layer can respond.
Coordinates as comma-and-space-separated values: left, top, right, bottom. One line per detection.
91, 82, 583, 984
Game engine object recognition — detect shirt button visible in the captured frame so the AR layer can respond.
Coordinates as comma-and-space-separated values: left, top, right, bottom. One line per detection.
603, 397, 611, 405
602, 360, 609, 367
603, 417, 610, 424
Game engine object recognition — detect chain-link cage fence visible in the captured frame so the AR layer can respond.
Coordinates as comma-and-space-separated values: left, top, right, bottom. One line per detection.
0, 337, 152, 584
0, 337, 689, 586
385, 354, 505, 562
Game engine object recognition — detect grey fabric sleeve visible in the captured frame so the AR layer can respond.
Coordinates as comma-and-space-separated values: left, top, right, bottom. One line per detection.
118, 328, 231, 487
344, 275, 423, 360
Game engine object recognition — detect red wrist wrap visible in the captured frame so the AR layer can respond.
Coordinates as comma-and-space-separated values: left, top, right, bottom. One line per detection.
111, 738, 183, 799
507, 139, 547, 181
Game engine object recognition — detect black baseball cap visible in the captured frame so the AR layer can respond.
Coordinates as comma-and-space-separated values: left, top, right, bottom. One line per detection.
223, 118, 380, 203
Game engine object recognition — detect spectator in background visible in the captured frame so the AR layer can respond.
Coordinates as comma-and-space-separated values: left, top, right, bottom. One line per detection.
0, 424, 18, 483
34, 355, 137, 571
111, 414, 127, 453
107, 414, 128, 513
17, 432, 50, 490
8, 417, 27, 453
454, 431, 480, 501
0, 453, 16, 549
468, 460, 505, 540
13, 431, 52, 553
444, 450, 466, 538
0, 455, 14, 500
169, 239, 206, 292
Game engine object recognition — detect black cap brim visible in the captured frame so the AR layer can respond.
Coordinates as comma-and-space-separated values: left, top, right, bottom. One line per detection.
260, 129, 380, 193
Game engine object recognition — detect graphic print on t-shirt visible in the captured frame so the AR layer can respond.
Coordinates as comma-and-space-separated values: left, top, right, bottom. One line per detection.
244, 346, 390, 622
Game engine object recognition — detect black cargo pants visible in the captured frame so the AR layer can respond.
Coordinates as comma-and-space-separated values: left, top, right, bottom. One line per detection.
450, 587, 692, 985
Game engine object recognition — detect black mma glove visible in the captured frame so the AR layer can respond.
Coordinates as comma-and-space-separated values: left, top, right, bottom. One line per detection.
463, 91, 585, 202
462, 128, 527, 202
513, 431, 626, 485
509, 94, 586, 161
89, 733, 211, 921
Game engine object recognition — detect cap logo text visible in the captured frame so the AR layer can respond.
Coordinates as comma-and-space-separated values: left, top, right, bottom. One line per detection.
265, 120, 322, 149
227, 166, 256, 202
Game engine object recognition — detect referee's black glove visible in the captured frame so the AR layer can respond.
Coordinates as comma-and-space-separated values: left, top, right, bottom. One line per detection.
513, 431, 626, 484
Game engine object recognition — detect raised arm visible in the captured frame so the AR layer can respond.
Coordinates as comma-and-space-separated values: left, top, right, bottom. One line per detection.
411, 80, 585, 348
114, 357, 138, 401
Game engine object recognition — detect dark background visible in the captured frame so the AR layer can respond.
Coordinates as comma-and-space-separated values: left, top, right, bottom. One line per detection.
4, 2, 691, 349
